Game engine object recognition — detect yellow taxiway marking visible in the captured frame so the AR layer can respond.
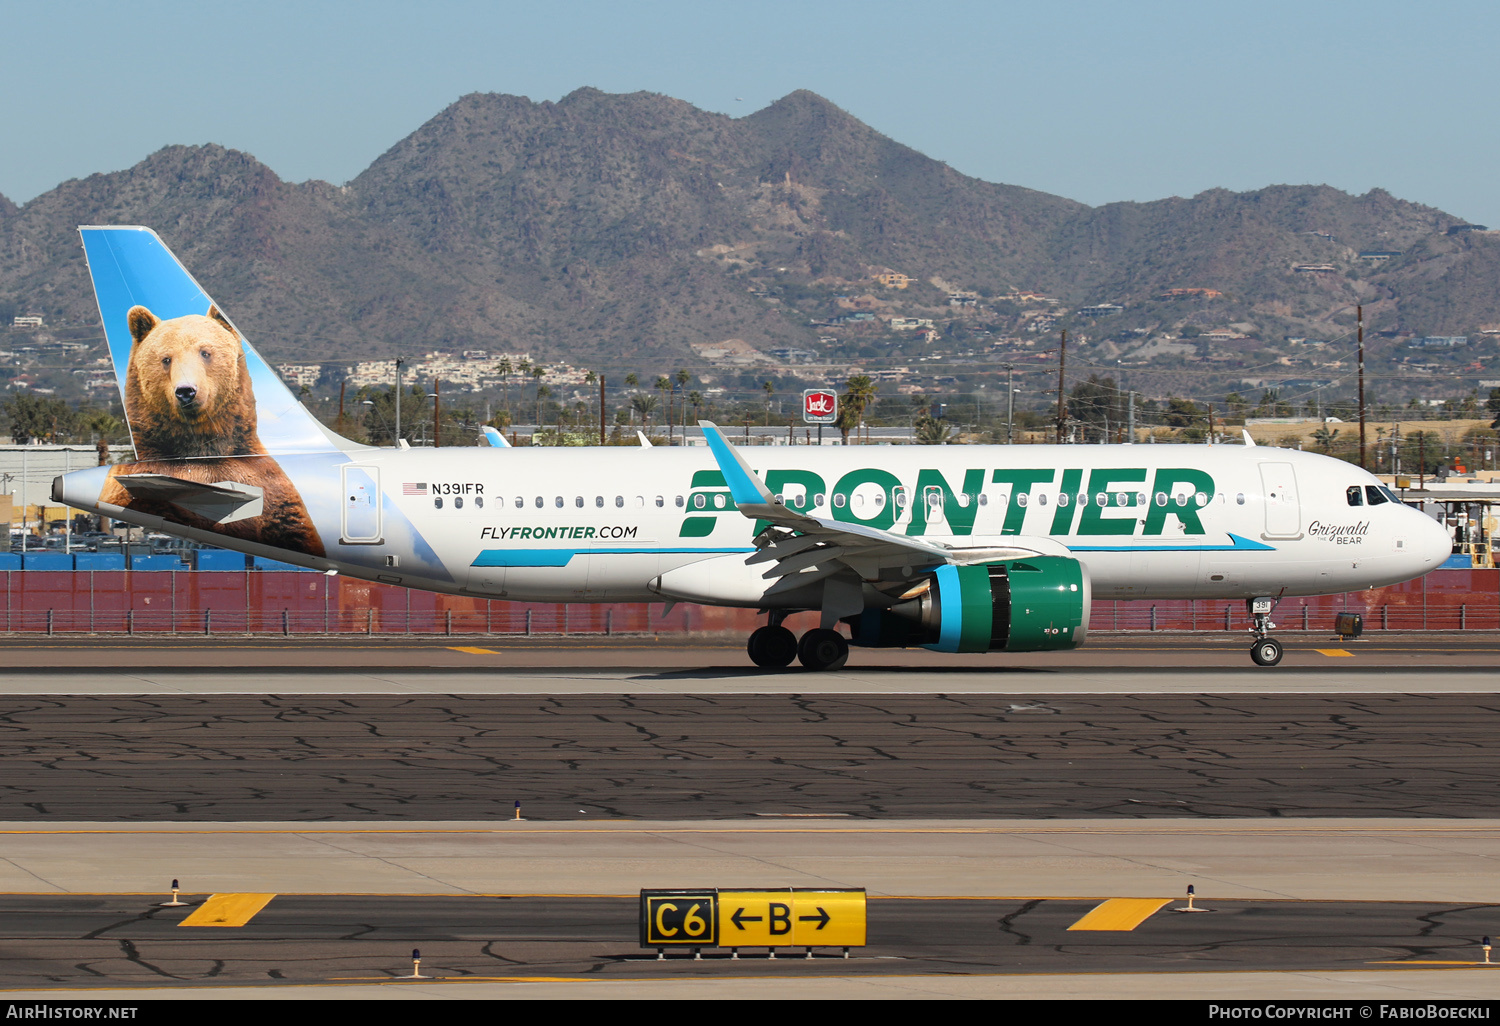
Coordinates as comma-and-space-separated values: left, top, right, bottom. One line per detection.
1315, 648, 1355, 657
179, 893, 276, 927
448, 646, 500, 655
1370, 960, 1500, 966
1067, 898, 1170, 931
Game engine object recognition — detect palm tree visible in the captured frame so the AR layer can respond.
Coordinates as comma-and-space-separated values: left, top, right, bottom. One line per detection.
536, 384, 552, 434
623, 372, 639, 423
1311, 424, 1340, 454
655, 376, 672, 440
631, 393, 658, 431
914, 413, 955, 445
837, 374, 877, 444
584, 369, 597, 434
688, 390, 703, 427
673, 368, 690, 441
497, 356, 513, 419
531, 366, 548, 426
762, 380, 775, 426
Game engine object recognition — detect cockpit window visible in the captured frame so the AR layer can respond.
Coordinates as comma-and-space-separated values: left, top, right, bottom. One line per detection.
1380, 485, 1402, 504
1365, 485, 1389, 506
1346, 486, 1364, 506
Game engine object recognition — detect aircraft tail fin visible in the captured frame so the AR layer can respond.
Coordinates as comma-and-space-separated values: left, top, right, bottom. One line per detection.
79, 226, 349, 457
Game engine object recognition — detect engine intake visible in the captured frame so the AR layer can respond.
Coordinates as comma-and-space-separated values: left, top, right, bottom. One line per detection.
846, 557, 1090, 653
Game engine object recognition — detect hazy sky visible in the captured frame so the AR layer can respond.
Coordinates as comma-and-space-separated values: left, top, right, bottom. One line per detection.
3, 0, 1496, 224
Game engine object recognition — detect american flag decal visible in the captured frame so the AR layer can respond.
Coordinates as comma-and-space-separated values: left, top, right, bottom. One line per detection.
403, 482, 428, 496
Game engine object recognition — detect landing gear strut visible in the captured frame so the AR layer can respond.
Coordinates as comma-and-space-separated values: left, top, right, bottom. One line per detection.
1246, 596, 1283, 667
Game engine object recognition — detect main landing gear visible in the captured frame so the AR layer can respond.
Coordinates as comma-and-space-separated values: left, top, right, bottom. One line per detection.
1246, 596, 1283, 667
747, 617, 849, 671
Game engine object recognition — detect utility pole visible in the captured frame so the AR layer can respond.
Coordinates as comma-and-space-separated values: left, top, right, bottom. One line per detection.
1005, 364, 1014, 444
1357, 304, 1367, 469
1054, 330, 1067, 444
394, 357, 405, 447
599, 375, 606, 445
1127, 390, 1136, 444
432, 379, 440, 448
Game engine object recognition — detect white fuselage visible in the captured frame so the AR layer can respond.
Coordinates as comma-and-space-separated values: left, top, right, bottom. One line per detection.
210, 441, 1448, 606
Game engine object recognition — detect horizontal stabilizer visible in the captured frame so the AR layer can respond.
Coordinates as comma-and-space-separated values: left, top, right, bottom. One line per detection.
113, 473, 264, 524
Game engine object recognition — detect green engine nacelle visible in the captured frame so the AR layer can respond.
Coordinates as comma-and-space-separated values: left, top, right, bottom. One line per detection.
846, 557, 1091, 653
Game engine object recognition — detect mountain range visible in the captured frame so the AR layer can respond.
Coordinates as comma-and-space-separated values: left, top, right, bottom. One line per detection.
0, 87, 1495, 387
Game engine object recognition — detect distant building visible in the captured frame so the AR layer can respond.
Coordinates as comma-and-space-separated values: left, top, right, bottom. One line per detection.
889, 317, 935, 331
1409, 336, 1469, 349
1446, 224, 1489, 235
874, 272, 915, 289
276, 364, 323, 389
1357, 251, 1401, 263
1293, 264, 1338, 273
10, 316, 42, 329
1159, 288, 1223, 300
1077, 303, 1124, 317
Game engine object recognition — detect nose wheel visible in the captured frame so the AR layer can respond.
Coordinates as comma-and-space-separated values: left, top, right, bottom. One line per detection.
1246, 596, 1283, 667
1249, 637, 1283, 666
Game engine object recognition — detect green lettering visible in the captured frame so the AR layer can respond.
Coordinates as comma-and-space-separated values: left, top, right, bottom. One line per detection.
518, 527, 531, 540
584, 526, 596, 539
690, 470, 727, 489
1143, 468, 1216, 535
756, 469, 827, 532
1076, 468, 1147, 536
990, 469, 1055, 535
832, 468, 901, 530
908, 468, 986, 536
1049, 468, 1083, 535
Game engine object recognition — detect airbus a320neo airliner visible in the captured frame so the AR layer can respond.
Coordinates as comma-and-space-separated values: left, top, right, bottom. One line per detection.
52, 227, 1451, 669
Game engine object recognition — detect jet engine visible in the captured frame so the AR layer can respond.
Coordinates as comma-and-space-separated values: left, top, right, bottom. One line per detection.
845, 556, 1090, 653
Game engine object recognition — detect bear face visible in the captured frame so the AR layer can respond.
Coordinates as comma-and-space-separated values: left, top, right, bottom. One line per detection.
124, 305, 264, 460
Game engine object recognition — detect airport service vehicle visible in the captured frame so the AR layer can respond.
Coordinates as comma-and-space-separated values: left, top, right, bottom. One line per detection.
52, 226, 1451, 669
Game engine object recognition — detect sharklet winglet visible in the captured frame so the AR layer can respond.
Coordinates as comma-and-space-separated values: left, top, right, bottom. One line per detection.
698, 421, 774, 506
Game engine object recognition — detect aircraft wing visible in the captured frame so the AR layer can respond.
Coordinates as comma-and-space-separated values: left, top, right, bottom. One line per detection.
698, 421, 1056, 595
112, 473, 265, 525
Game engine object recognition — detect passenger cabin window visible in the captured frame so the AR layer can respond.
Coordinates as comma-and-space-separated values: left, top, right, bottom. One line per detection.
575, 496, 584, 508
455, 496, 464, 509
675, 495, 684, 507
534, 496, 543, 509
595, 496, 604, 508
615, 496, 624, 508
1347, 486, 1364, 506
475, 496, 483, 508
555, 496, 564, 508
434, 497, 443, 509
1365, 485, 1389, 506
655, 495, 664, 508
1236, 493, 1245, 505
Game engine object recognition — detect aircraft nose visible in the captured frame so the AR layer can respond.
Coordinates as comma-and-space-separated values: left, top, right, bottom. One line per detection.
1409, 507, 1453, 570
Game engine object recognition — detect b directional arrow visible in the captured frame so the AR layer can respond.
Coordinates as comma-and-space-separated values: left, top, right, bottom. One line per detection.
730, 907, 764, 930
797, 906, 830, 930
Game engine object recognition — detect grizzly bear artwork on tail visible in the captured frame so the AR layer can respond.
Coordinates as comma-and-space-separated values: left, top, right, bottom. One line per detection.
99, 304, 325, 557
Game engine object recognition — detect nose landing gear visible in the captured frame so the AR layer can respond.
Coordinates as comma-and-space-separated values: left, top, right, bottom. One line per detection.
1247, 596, 1283, 666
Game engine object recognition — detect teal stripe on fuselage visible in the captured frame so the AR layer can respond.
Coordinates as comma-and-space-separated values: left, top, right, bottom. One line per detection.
1068, 533, 1275, 553
473, 547, 754, 568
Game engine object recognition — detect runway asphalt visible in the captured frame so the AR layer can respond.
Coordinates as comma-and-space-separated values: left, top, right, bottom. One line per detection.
0, 692, 1497, 820
0, 634, 1495, 999
3, 892, 1500, 989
